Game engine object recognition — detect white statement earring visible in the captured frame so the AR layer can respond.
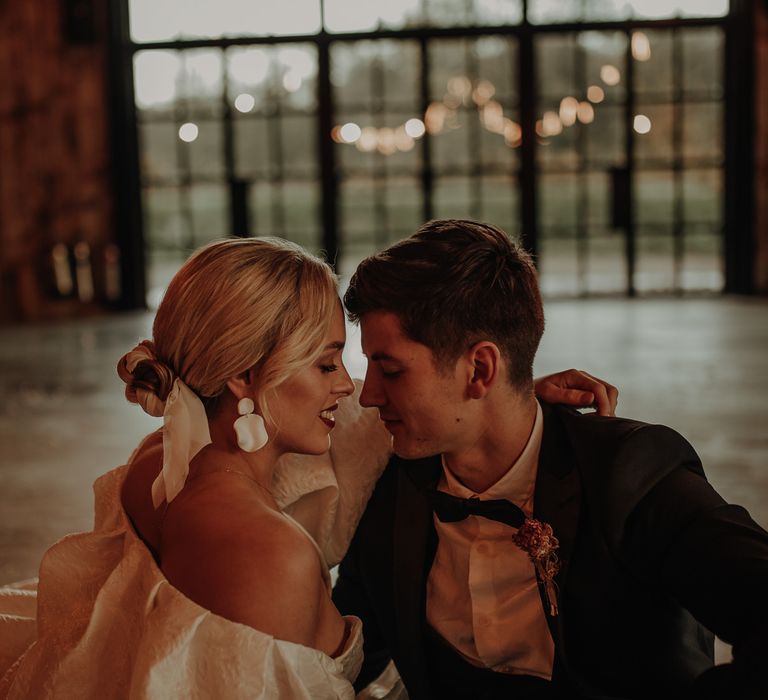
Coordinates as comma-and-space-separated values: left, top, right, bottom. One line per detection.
233, 398, 268, 452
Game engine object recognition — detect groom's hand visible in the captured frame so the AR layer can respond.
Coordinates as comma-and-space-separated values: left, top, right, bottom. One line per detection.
534, 369, 619, 416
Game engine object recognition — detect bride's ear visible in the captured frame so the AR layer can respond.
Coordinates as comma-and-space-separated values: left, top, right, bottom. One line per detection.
225, 367, 258, 400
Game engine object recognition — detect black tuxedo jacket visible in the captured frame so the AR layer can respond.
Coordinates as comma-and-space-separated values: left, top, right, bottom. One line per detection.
333, 402, 768, 699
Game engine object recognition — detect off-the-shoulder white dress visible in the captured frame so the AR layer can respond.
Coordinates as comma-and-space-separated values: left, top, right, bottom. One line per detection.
0, 382, 395, 699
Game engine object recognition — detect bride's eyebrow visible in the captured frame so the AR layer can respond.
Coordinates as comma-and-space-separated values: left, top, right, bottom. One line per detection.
324, 341, 345, 351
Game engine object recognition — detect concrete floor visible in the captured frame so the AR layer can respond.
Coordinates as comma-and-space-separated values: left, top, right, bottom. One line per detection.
1, 297, 767, 588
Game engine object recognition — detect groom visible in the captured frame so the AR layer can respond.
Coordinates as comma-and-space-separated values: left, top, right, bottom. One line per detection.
333, 219, 768, 699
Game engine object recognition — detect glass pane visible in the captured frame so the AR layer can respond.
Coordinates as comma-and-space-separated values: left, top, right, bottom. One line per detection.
282, 182, 319, 248
480, 115, 521, 171
179, 50, 224, 117
186, 121, 225, 178
474, 0, 524, 25
384, 42, 420, 109
635, 171, 675, 225
538, 236, 579, 296
476, 36, 518, 105
539, 173, 578, 230
189, 184, 228, 245
432, 116, 473, 171
586, 231, 626, 294
582, 32, 627, 104
434, 177, 473, 219
249, 181, 276, 236
336, 112, 377, 176
528, 0, 728, 23
585, 104, 624, 168
682, 169, 722, 223
425, 0, 523, 26
682, 102, 723, 163
325, 0, 421, 32
634, 30, 673, 99
682, 28, 724, 96
275, 46, 318, 110
479, 176, 519, 235
281, 115, 317, 179
537, 35, 576, 103
143, 187, 185, 252
635, 230, 674, 293
586, 171, 611, 227
130, 0, 321, 41
385, 177, 423, 240
139, 122, 179, 182
633, 105, 674, 167
134, 50, 180, 112
429, 39, 469, 102
341, 179, 378, 244
537, 123, 579, 172
681, 229, 723, 291
528, 0, 581, 24
332, 43, 375, 108
234, 117, 271, 179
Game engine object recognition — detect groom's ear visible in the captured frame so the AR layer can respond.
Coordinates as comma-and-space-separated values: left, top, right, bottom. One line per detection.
225, 367, 259, 400
465, 341, 501, 400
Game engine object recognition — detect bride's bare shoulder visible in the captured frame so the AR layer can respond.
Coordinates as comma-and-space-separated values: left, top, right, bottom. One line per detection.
121, 432, 164, 547
161, 484, 328, 643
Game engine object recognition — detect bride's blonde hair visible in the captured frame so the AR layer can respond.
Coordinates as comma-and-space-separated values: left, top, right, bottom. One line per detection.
118, 237, 338, 420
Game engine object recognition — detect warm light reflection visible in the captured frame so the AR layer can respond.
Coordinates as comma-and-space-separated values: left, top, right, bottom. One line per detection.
600, 64, 621, 86
577, 102, 595, 124
559, 96, 579, 127
631, 32, 652, 61
404, 118, 426, 138
377, 127, 397, 155
503, 119, 522, 147
481, 100, 505, 134
447, 76, 472, 100
357, 127, 378, 152
283, 72, 302, 92
587, 85, 605, 103
425, 102, 447, 134
395, 126, 415, 151
633, 114, 652, 134
234, 93, 255, 113
178, 122, 199, 142
542, 111, 563, 136
535, 119, 546, 137
339, 122, 362, 143
472, 79, 496, 106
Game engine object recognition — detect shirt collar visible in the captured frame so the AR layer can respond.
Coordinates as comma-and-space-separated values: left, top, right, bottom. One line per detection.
440, 401, 543, 512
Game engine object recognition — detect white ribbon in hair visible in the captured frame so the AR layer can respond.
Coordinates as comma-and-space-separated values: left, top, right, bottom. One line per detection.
150, 378, 212, 508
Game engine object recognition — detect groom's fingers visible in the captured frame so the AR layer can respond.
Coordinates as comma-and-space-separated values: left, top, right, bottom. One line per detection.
578, 371, 618, 416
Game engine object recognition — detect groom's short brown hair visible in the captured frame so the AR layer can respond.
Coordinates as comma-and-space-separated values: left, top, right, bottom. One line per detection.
344, 219, 544, 390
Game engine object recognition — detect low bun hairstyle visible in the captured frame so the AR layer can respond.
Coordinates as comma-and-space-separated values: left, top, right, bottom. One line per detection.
117, 237, 338, 419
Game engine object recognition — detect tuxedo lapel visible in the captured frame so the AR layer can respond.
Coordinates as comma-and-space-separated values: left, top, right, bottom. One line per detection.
392, 455, 441, 697
535, 403, 581, 671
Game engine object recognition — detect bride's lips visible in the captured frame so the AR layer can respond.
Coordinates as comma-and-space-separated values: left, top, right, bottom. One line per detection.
319, 405, 338, 429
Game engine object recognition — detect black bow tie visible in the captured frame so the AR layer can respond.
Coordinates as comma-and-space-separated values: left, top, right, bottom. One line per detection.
427, 489, 527, 529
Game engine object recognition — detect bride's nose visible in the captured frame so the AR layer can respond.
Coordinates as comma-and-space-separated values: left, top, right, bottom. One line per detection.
334, 364, 355, 397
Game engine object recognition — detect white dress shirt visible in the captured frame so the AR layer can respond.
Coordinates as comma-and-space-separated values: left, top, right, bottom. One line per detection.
425, 401, 554, 679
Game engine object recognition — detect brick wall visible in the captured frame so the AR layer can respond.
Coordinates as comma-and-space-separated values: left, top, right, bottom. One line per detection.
0, 0, 117, 323
755, 0, 768, 293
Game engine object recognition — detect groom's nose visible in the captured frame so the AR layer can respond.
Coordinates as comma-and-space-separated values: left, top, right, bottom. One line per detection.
359, 367, 384, 408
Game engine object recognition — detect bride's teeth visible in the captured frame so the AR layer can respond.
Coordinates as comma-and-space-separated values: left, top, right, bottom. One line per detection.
320, 410, 335, 422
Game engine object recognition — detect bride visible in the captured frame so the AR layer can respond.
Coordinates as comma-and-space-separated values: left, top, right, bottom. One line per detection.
0, 237, 616, 699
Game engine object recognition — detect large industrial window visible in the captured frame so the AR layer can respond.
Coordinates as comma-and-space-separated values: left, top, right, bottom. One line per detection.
126, 0, 730, 303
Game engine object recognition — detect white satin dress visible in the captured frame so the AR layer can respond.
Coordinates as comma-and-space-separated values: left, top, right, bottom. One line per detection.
0, 382, 396, 700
